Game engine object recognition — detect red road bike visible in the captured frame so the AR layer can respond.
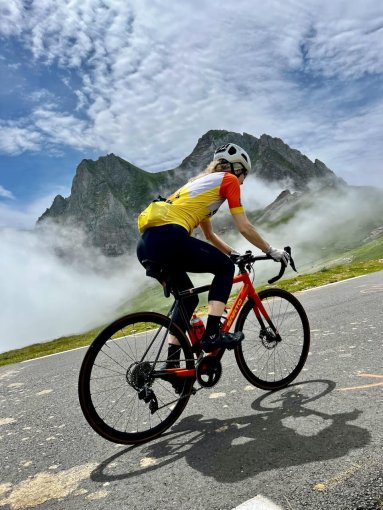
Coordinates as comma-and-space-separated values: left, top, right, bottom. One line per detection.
78, 249, 310, 444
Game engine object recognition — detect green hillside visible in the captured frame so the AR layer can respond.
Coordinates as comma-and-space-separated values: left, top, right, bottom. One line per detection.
1, 238, 382, 367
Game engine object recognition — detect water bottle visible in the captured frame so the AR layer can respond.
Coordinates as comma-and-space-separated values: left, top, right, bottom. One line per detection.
190, 314, 205, 344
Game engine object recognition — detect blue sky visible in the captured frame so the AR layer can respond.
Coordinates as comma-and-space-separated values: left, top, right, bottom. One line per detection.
1, 0, 383, 228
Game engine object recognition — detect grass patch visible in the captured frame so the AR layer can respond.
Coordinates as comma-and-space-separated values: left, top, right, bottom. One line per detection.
1, 258, 382, 367
0, 327, 102, 367
261, 259, 383, 293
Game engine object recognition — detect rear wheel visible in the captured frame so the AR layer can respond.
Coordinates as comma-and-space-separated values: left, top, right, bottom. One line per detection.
78, 312, 195, 444
234, 288, 310, 390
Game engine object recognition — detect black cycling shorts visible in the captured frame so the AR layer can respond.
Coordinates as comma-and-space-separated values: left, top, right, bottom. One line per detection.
137, 224, 235, 328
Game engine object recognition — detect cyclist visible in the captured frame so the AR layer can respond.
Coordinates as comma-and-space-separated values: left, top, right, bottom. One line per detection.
136, 143, 289, 365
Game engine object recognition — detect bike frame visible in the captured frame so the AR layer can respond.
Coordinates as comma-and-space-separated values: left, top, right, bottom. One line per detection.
221, 271, 273, 333
156, 269, 277, 379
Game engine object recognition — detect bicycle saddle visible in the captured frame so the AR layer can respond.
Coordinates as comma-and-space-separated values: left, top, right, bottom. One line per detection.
141, 259, 172, 297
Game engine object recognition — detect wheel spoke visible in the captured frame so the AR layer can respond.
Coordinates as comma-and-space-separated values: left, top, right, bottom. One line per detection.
235, 290, 310, 390
79, 312, 195, 444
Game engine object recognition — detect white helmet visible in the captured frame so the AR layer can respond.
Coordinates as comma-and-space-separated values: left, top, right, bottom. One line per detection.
213, 143, 251, 174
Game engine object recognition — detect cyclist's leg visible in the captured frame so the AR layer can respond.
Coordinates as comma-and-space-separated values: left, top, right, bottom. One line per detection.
137, 225, 242, 352
137, 224, 232, 289
168, 270, 199, 341
137, 226, 199, 354
160, 271, 199, 374
176, 236, 244, 351
175, 234, 234, 300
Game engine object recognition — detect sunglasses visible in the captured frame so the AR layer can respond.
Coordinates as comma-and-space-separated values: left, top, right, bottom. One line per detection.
232, 162, 248, 177
217, 159, 248, 177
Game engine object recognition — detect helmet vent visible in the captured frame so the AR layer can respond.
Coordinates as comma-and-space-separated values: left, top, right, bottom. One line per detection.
215, 144, 228, 153
213, 142, 251, 173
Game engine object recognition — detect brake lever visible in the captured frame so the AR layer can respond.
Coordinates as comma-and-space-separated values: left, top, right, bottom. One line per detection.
284, 246, 297, 273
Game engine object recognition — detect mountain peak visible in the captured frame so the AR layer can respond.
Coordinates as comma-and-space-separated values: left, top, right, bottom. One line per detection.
38, 129, 346, 255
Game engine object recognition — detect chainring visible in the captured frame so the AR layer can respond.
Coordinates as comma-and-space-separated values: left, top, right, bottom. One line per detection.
196, 356, 222, 388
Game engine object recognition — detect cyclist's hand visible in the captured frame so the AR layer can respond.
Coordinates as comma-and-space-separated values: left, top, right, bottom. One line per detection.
229, 250, 241, 263
266, 246, 290, 266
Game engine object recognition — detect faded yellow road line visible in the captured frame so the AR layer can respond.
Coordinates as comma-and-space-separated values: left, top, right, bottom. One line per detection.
338, 373, 383, 392
313, 462, 370, 492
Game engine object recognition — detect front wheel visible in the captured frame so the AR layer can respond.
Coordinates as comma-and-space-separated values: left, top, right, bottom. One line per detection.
78, 312, 195, 444
234, 288, 310, 390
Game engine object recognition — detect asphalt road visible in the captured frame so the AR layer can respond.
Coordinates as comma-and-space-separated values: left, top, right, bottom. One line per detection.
1, 271, 383, 510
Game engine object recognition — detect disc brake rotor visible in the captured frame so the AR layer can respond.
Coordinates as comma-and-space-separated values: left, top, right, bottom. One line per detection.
260, 328, 278, 349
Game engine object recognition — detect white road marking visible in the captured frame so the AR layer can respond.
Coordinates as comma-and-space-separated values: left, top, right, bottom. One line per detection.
296, 274, 366, 293
140, 457, 157, 468
0, 418, 16, 426
360, 284, 383, 293
14, 271, 383, 364
36, 389, 53, 396
0, 463, 98, 509
86, 490, 109, 500
232, 494, 283, 509
21, 345, 88, 363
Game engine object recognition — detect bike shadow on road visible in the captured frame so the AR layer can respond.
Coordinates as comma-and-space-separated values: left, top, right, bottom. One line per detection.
90, 379, 371, 484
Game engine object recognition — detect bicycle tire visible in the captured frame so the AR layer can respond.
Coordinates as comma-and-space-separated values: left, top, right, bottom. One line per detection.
78, 311, 195, 445
234, 288, 310, 390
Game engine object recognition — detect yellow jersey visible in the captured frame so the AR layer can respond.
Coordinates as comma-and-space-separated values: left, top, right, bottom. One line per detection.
137, 172, 244, 234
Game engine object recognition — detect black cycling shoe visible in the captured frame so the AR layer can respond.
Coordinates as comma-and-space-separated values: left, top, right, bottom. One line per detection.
201, 331, 245, 353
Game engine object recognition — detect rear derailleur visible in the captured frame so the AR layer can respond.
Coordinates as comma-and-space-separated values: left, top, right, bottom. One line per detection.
138, 385, 158, 414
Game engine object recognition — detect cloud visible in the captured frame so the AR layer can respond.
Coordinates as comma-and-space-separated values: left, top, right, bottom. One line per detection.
0, 122, 42, 154
0, 188, 70, 229
0, 223, 143, 353
0, 185, 15, 200
32, 106, 96, 150
241, 176, 294, 211
269, 185, 383, 271
219, 182, 383, 287
0, 0, 24, 36
2, 0, 383, 353
299, 10, 383, 78
0, 0, 382, 188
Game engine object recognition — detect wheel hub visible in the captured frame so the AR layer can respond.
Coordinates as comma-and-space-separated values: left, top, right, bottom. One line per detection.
259, 328, 279, 349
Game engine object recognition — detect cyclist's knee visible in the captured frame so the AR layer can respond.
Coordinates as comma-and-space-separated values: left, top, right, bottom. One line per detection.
222, 256, 235, 277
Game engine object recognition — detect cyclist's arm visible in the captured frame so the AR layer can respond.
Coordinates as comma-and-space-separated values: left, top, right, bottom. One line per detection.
199, 219, 234, 255
231, 212, 270, 253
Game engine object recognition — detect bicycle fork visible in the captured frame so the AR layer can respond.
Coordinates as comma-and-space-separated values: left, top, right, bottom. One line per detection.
252, 296, 282, 344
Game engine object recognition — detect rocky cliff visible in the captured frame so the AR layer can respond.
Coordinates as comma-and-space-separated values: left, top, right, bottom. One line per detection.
38, 130, 345, 255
